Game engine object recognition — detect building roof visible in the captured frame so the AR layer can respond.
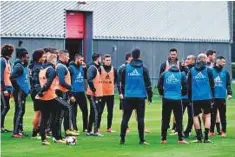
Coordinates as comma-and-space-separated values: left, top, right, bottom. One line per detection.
1, 1, 231, 42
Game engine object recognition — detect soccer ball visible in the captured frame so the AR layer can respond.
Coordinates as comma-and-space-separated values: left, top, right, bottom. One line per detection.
65, 136, 77, 145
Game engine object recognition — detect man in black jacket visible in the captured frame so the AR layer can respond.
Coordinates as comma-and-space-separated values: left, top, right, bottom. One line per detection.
117, 52, 133, 111
182, 55, 195, 138
10, 48, 30, 138
120, 48, 153, 145
159, 48, 187, 75
86, 53, 104, 137
117, 52, 132, 133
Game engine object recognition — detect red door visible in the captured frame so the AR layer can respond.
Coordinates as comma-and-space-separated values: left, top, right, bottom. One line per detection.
66, 12, 84, 38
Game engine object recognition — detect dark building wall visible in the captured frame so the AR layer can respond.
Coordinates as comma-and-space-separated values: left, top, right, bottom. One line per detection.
231, 44, 235, 62
232, 1, 235, 62
1, 38, 65, 60
93, 40, 231, 85
1, 38, 231, 84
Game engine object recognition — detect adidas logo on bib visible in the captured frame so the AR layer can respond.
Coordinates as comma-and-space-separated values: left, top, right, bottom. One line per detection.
166, 74, 179, 84
128, 69, 140, 76
105, 74, 110, 79
75, 72, 83, 82
214, 76, 222, 86
78, 72, 82, 78
195, 72, 206, 79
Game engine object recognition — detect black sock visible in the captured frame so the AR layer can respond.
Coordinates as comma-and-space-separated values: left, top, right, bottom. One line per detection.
216, 123, 221, 133
196, 129, 202, 140
32, 128, 38, 137
121, 137, 125, 142
161, 129, 167, 141
32, 129, 36, 136
204, 128, 209, 140
222, 125, 226, 133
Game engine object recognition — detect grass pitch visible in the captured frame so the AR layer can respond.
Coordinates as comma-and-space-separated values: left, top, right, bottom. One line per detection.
1, 86, 235, 157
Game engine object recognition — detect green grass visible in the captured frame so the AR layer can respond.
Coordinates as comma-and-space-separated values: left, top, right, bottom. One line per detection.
1, 86, 235, 157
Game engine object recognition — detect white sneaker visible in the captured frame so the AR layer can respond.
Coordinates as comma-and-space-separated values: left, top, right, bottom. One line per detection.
36, 136, 41, 140
86, 132, 94, 136
94, 132, 104, 137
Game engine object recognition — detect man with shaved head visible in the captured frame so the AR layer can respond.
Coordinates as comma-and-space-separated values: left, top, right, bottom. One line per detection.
185, 55, 196, 69
181, 55, 195, 138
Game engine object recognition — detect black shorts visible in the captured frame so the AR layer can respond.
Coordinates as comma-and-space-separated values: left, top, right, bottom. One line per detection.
123, 98, 145, 111
33, 100, 41, 111
31, 90, 40, 111
192, 100, 212, 116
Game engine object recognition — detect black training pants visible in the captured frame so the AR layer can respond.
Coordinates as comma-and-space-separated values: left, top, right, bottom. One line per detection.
210, 99, 226, 133
31, 89, 41, 112
182, 100, 193, 133
120, 99, 145, 142
87, 95, 101, 133
161, 99, 183, 141
71, 92, 88, 131
98, 95, 114, 129
56, 90, 72, 133
1, 93, 11, 128
38, 99, 58, 141
13, 90, 27, 134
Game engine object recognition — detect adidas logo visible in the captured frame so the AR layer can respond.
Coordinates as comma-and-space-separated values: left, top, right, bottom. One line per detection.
75, 72, 83, 83
214, 76, 221, 82
166, 74, 179, 84
76, 72, 83, 79
128, 69, 140, 76
105, 74, 110, 79
214, 76, 222, 86
195, 72, 206, 79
